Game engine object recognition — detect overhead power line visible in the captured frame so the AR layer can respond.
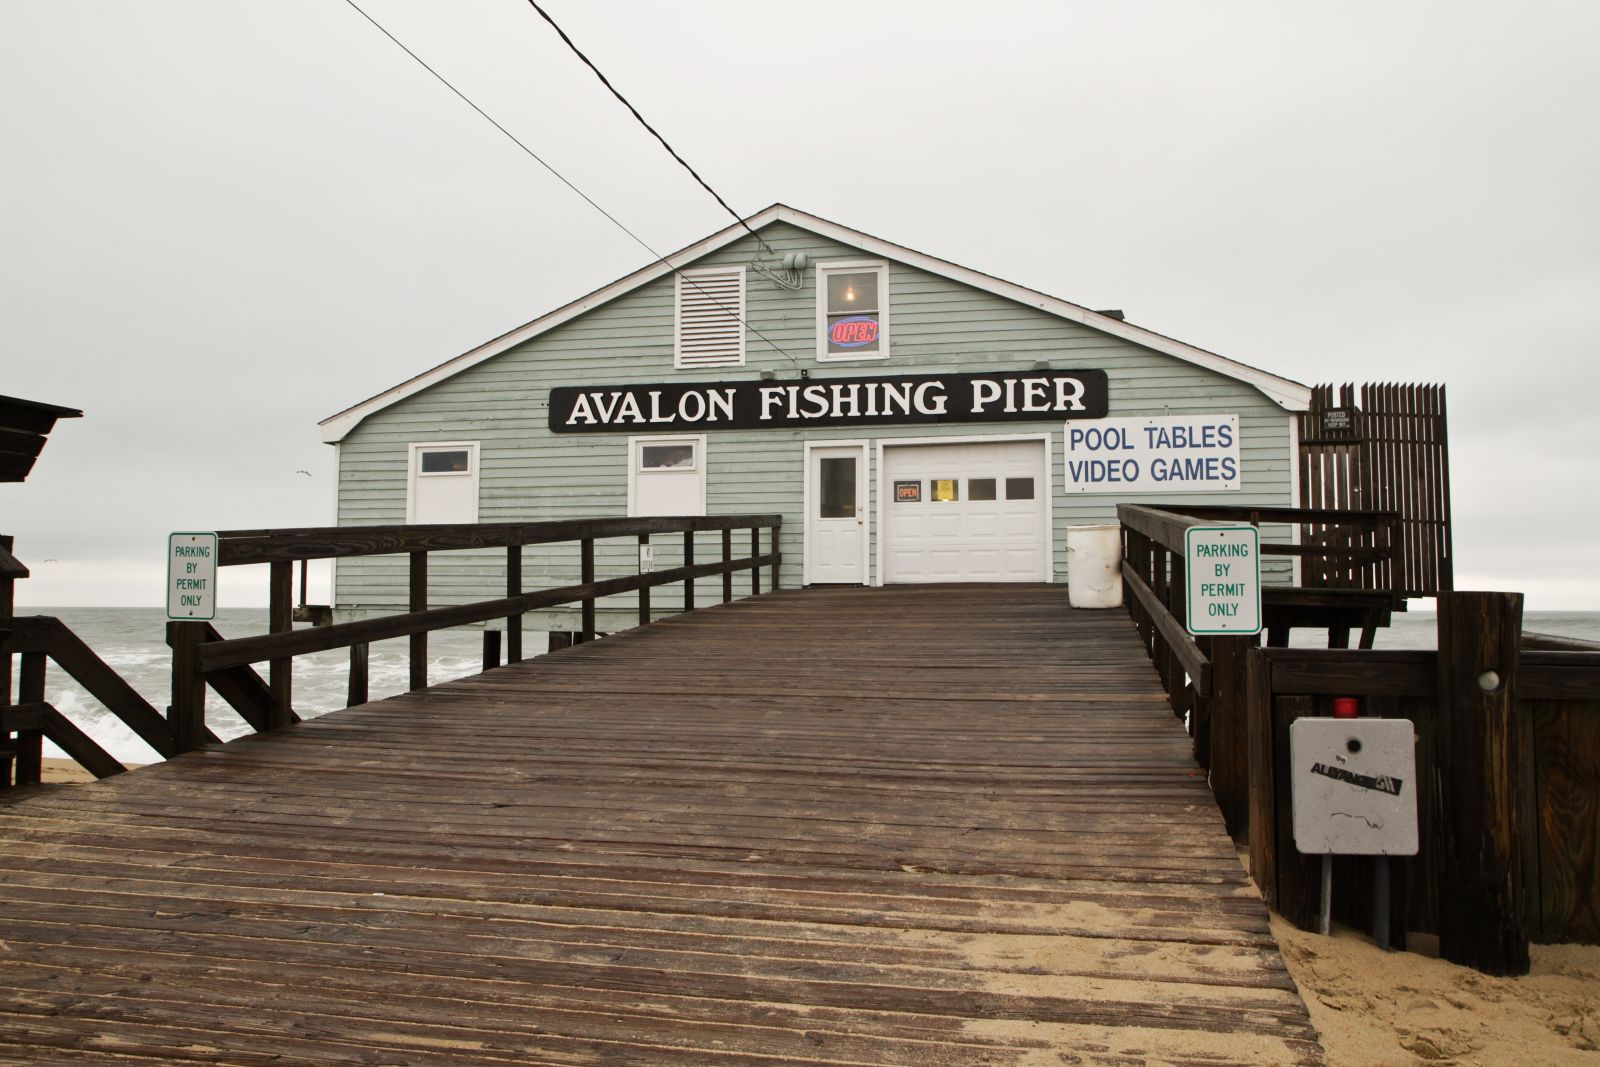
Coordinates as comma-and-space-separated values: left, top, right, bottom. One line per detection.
522, 0, 773, 255
340, 0, 800, 371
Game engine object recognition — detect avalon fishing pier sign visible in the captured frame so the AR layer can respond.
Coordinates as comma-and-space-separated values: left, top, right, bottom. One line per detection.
548, 369, 1109, 433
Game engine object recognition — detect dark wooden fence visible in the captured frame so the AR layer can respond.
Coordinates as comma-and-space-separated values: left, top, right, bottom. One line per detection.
2, 516, 780, 782
1119, 504, 1600, 972
1300, 383, 1452, 597
167, 515, 782, 753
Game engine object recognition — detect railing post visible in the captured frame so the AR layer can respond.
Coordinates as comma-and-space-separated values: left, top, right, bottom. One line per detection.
682, 530, 695, 612
166, 620, 207, 753
1, 535, 14, 711
579, 538, 595, 642
482, 628, 501, 672
347, 642, 369, 707
769, 524, 780, 591
1168, 552, 1188, 720
638, 533, 651, 627
506, 543, 523, 664
750, 527, 761, 596
722, 529, 733, 604
268, 560, 293, 729
1435, 591, 1529, 975
409, 550, 428, 690
14, 651, 45, 785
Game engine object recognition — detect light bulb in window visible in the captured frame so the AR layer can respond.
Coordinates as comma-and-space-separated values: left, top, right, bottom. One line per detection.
844, 284, 856, 302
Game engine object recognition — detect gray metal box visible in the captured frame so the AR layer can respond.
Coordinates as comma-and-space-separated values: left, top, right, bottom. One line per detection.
1290, 718, 1419, 856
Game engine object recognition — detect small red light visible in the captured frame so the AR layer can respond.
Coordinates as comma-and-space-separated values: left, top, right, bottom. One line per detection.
1333, 697, 1359, 719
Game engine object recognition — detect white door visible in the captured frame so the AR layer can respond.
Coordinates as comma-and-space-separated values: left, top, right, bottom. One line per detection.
806, 444, 867, 584
882, 440, 1048, 583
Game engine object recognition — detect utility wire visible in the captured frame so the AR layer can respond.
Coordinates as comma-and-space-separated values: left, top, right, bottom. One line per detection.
341, 0, 801, 370
522, 0, 774, 255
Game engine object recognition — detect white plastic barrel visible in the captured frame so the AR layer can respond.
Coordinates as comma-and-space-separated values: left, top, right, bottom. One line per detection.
1066, 524, 1124, 609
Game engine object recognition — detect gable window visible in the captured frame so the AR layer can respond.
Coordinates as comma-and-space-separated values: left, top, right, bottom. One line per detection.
817, 259, 888, 361
407, 442, 479, 524
675, 266, 745, 369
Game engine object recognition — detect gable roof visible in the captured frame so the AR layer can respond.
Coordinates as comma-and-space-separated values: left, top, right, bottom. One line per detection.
320, 204, 1310, 443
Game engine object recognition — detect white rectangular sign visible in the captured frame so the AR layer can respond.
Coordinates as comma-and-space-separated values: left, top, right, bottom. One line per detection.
1063, 413, 1240, 493
1291, 718, 1419, 856
1185, 524, 1261, 635
167, 531, 218, 621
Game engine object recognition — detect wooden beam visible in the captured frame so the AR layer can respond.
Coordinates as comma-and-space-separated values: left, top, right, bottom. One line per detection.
1120, 561, 1211, 698
1434, 591, 1529, 975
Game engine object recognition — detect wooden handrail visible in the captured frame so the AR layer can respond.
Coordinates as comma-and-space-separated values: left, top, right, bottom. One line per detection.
1122, 560, 1211, 697
165, 514, 784, 755
216, 515, 784, 565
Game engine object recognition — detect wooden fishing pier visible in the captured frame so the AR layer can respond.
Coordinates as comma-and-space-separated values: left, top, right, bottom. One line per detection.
0, 583, 1323, 1066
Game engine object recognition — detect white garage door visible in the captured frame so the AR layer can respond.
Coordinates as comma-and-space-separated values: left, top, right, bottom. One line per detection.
883, 440, 1049, 583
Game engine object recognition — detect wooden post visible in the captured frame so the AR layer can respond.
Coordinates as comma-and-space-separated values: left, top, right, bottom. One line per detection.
1209, 634, 1256, 843
482, 629, 501, 672
166, 620, 207, 753
268, 560, 293, 729
682, 530, 695, 612
722, 529, 733, 604
750, 528, 761, 596
1434, 591, 1529, 975
638, 533, 651, 627
506, 543, 523, 664
579, 538, 595, 643
14, 651, 45, 785
347, 642, 369, 707
409, 551, 428, 690
0, 535, 13, 711
769, 524, 780, 591
1167, 552, 1188, 720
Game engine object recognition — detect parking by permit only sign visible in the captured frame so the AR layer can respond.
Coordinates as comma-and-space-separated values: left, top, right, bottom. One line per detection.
167, 532, 218, 621
1185, 525, 1261, 635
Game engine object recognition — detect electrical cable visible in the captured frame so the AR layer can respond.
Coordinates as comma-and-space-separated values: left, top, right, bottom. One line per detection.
521, 0, 775, 256
341, 0, 802, 371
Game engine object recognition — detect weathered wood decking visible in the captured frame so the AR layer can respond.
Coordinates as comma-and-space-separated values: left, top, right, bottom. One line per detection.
0, 585, 1322, 1065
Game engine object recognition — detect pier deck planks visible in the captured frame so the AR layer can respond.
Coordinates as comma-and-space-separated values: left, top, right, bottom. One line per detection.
0, 585, 1323, 1065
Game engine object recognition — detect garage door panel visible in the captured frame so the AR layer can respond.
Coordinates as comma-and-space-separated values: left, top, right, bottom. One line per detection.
884, 441, 1048, 584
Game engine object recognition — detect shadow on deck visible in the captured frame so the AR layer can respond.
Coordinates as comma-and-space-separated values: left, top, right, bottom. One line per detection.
0, 584, 1323, 1065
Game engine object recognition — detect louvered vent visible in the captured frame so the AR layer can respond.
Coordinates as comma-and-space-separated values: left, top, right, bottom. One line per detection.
675, 267, 745, 369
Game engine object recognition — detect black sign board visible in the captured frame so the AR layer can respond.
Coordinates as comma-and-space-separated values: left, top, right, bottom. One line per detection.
1321, 407, 1357, 434
894, 480, 922, 502
548, 369, 1109, 434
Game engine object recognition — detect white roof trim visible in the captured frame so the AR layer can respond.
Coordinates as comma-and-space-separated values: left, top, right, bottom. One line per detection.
320, 204, 1309, 443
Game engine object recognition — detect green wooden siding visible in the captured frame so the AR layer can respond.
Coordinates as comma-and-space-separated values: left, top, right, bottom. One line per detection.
333, 222, 1297, 630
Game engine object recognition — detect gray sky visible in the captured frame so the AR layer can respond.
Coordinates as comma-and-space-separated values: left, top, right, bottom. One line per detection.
4, 0, 1597, 609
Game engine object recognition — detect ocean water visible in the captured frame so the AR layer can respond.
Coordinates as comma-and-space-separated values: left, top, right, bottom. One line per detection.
10, 606, 1599, 766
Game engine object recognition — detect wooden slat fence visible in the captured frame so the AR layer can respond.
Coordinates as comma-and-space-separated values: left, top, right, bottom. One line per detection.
1299, 383, 1452, 597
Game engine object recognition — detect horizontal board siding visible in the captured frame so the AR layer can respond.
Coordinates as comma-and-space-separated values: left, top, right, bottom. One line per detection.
335, 223, 1296, 626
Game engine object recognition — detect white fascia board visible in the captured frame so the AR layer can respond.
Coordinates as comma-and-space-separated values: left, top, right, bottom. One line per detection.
320, 204, 1309, 443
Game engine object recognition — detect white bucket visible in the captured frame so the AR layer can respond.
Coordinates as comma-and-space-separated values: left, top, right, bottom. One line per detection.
1066, 524, 1124, 609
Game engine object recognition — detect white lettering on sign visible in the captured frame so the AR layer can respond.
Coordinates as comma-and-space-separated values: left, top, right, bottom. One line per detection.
1063, 413, 1241, 493
167, 532, 219, 621
1184, 525, 1261, 635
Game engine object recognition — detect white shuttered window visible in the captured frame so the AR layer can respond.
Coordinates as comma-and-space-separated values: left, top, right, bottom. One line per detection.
674, 266, 745, 369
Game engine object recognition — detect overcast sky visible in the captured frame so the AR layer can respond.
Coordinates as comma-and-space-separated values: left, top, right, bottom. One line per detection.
3, 0, 1597, 610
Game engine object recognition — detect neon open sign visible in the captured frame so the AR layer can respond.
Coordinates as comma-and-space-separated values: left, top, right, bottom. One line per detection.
828, 316, 880, 348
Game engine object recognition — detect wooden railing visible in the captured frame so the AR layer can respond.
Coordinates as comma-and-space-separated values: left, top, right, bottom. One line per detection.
167, 515, 782, 753
1246, 608, 1600, 971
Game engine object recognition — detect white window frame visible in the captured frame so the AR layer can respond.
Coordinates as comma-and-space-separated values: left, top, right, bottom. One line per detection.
674, 265, 746, 370
816, 258, 890, 363
406, 441, 480, 524
627, 434, 708, 517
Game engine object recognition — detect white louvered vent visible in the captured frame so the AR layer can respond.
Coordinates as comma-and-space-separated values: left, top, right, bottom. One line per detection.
675, 267, 745, 369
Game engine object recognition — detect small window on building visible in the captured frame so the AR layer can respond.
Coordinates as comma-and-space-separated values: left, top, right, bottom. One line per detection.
931, 478, 959, 502
640, 443, 696, 470
675, 266, 745, 369
817, 260, 888, 361
630, 435, 707, 516
408, 442, 479, 524
1005, 477, 1035, 500
969, 478, 997, 501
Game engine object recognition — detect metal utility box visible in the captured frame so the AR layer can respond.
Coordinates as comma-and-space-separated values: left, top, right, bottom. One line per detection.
1290, 718, 1419, 856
